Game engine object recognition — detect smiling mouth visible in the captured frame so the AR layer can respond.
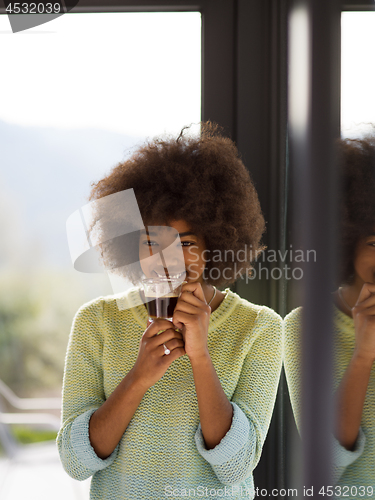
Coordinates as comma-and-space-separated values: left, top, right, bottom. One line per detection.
154, 270, 186, 280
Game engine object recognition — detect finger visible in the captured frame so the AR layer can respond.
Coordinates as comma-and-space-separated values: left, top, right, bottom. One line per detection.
353, 303, 375, 317
354, 294, 375, 311
356, 283, 375, 305
174, 301, 211, 320
143, 318, 175, 338
172, 309, 209, 330
175, 299, 201, 315
164, 338, 185, 351
154, 329, 184, 345
160, 339, 185, 357
178, 290, 207, 308
162, 346, 186, 363
160, 343, 171, 356
172, 309, 191, 329
181, 282, 206, 303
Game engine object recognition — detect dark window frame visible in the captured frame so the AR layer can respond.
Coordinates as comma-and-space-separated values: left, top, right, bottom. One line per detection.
342, 0, 375, 10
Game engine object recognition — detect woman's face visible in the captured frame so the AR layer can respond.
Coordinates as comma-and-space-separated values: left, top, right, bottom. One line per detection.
352, 230, 375, 289
139, 220, 207, 284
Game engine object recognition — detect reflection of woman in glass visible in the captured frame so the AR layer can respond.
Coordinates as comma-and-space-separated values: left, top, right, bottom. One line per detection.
285, 133, 375, 495
331, 134, 375, 491
57, 123, 282, 500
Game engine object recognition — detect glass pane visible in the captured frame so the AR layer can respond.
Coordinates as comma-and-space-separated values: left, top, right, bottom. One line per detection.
332, 11, 375, 496
341, 12, 375, 136
0, 12, 201, 498
285, 10, 375, 496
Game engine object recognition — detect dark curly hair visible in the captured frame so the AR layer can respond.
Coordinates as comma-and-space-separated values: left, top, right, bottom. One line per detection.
339, 131, 375, 283
88, 122, 265, 287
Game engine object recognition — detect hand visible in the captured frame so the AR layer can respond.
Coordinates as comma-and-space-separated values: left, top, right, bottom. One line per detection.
131, 319, 185, 390
352, 282, 375, 365
172, 282, 211, 363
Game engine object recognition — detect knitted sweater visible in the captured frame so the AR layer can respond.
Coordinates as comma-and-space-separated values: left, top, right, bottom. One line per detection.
284, 307, 371, 498
57, 289, 282, 500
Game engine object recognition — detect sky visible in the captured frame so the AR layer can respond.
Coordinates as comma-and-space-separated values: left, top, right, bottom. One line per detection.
0, 11, 202, 284
341, 12, 375, 136
0, 12, 202, 138
0, 12, 374, 138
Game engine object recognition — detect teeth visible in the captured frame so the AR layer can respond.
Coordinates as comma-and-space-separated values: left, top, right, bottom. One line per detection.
155, 272, 185, 279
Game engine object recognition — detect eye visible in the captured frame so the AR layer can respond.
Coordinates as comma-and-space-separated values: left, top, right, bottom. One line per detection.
180, 241, 196, 247
142, 240, 158, 246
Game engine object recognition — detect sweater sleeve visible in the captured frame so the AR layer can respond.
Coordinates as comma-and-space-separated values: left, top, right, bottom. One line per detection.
195, 307, 283, 485
331, 429, 366, 483
57, 299, 119, 480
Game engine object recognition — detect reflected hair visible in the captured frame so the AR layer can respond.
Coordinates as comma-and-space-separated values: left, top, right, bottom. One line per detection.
339, 130, 375, 283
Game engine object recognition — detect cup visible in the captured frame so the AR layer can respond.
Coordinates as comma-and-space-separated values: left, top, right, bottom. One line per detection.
142, 278, 185, 322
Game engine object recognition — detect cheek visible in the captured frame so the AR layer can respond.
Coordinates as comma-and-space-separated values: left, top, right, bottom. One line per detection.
184, 247, 205, 267
139, 247, 146, 268
138, 246, 155, 275
139, 257, 148, 276
354, 250, 375, 276
139, 258, 148, 274
186, 256, 206, 275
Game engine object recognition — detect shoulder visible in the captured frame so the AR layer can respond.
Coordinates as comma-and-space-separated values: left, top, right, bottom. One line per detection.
221, 290, 282, 344
73, 295, 115, 323
228, 294, 283, 365
284, 307, 302, 339
229, 290, 282, 324
283, 305, 354, 341
72, 296, 105, 325
74, 289, 139, 320
70, 295, 119, 336
333, 304, 354, 334
284, 306, 302, 326
70, 290, 145, 345
283, 307, 302, 356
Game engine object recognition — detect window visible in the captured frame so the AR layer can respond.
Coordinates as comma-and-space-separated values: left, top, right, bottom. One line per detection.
0, 11, 201, 497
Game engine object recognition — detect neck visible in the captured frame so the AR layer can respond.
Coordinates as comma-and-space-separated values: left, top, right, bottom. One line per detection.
202, 283, 215, 303
343, 277, 365, 306
203, 284, 226, 312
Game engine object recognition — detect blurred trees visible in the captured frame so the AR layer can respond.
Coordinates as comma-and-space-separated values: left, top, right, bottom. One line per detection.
0, 176, 112, 397
0, 270, 88, 397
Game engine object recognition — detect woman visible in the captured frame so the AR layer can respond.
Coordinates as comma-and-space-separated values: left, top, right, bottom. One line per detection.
284, 133, 375, 497
57, 122, 282, 500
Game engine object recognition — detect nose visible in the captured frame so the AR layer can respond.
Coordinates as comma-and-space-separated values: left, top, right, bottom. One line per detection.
161, 244, 185, 269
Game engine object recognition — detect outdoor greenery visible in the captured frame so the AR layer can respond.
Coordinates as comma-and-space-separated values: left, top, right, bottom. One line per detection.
11, 426, 57, 444
0, 268, 108, 456
0, 269, 91, 396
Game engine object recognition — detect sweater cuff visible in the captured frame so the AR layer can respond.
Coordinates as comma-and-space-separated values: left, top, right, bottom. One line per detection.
70, 409, 119, 471
332, 427, 366, 468
194, 402, 250, 466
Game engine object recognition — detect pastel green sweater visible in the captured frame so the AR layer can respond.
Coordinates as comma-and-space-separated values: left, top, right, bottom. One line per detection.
57, 289, 282, 500
284, 307, 371, 498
